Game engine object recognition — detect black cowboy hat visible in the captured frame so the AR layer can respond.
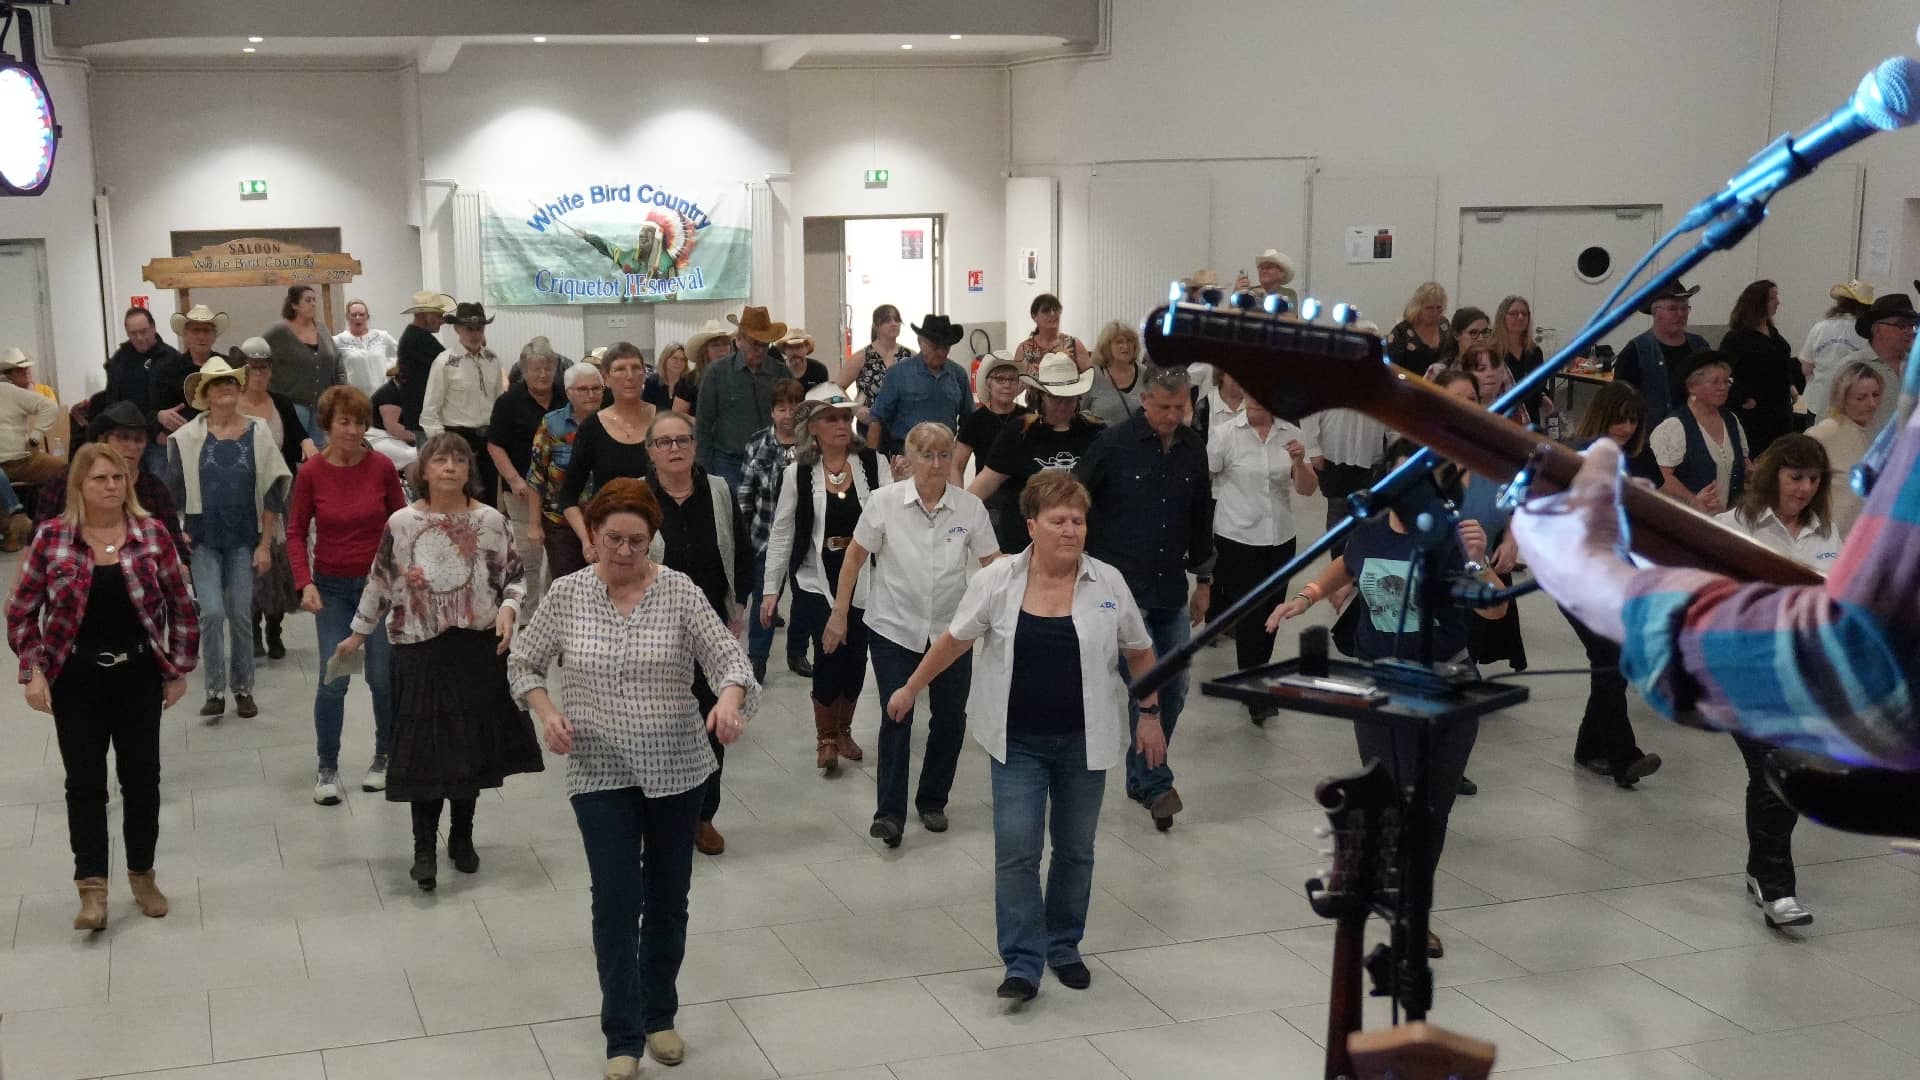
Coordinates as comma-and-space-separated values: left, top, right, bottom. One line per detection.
1634, 280, 1701, 316
1855, 292, 1918, 339
86, 400, 155, 442
447, 301, 494, 329
910, 314, 964, 348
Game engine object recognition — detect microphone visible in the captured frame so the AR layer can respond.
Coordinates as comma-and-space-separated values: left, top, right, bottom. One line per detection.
1678, 56, 1920, 231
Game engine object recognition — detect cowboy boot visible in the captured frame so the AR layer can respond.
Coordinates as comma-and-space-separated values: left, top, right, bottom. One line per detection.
128, 869, 169, 918
74, 877, 108, 931
265, 614, 287, 660
834, 699, 864, 762
410, 800, 440, 892
813, 700, 840, 774
447, 798, 479, 874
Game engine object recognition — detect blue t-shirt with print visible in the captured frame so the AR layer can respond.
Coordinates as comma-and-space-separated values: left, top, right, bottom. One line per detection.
1340, 515, 1470, 663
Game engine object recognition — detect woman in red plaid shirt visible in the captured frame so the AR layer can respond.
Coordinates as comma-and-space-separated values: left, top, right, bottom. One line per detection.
6, 443, 199, 932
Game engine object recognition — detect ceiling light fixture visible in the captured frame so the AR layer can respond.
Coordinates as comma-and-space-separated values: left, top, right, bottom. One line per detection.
242, 46, 256, 53
949, 34, 963, 40
532, 36, 547, 43
694, 35, 710, 43
248, 36, 264, 43
0, 5, 60, 197
900, 43, 913, 50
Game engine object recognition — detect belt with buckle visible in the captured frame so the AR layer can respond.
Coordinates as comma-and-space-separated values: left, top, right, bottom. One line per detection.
86, 641, 149, 668
823, 536, 852, 552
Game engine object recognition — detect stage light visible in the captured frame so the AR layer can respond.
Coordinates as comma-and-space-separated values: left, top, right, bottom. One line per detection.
0, 5, 58, 198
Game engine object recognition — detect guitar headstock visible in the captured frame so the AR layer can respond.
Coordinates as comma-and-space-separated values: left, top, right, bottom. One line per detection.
1142, 284, 1398, 422
1308, 759, 1402, 921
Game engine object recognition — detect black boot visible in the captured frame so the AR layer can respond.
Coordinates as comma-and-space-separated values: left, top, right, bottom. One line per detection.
447, 798, 479, 874
410, 800, 440, 892
265, 614, 287, 660
252, 615, 266, 659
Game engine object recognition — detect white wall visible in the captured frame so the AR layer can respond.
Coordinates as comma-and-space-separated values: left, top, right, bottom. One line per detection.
90, 67, 421, 368
787, 67, 1009, 345
1014, 0, 1784, 336
0, 57, 104, 400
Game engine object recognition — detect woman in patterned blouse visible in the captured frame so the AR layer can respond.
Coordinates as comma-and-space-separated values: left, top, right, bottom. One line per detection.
837, 303, 913, 433
7, 443, 199, 931
333, 433, 543, 893
508, 478, 756, 1078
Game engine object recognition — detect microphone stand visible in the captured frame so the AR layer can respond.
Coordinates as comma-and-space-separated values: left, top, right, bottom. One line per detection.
1131, 199, 1772, 699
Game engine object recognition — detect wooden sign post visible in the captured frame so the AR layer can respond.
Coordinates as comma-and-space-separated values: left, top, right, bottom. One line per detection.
141, 237, 364, 335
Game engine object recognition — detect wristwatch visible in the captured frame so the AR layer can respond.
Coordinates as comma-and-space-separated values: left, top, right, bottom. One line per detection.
1194, 575, 1213, 586
1139, 703, 1162, 715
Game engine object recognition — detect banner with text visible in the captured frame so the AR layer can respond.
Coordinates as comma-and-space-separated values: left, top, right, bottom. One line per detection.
480, 182, 751, 306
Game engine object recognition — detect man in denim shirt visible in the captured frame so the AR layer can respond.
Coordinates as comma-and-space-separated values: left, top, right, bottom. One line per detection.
695, 306, 786, 493
869, 315, 974, 459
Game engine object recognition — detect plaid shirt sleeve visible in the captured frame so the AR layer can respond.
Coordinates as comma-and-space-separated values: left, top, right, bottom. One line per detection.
1621, 407, 1920, 768
740, 429, 778, 555
5, 522, 65, 681
134, 517, 201, 678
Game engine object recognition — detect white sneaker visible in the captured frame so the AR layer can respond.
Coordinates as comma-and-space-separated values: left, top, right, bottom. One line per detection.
362, 754, 389, 793
313, 769, 342, 806
1747, 874, 1813, 927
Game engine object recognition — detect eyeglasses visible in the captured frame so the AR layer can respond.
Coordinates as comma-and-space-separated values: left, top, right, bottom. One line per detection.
987, 371, 1021, 383
1466, 327, 1494, 338
650, 435, 694, 450
597, 531, 647, 552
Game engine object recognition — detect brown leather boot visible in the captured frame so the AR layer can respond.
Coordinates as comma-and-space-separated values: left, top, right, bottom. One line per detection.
128, 870, 169, 918
74, 877, 108, 931
834, 699, 864, 762
813, 700, 840, 774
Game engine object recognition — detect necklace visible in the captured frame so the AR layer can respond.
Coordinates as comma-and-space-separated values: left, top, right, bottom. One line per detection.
826, 467, 849, 485
83, 524, 123, 554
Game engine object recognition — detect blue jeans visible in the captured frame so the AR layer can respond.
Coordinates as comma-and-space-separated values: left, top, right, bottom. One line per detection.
0, 468, 20, 514
1123, 607, 1189, 803
572, 784, 704, 1057
991, 734, 1106, 981
704, 450, 746, 497
294, 403, 327, 450
313, 573, 392, 770
191, 544, 255, 696
869, 633, 970, 824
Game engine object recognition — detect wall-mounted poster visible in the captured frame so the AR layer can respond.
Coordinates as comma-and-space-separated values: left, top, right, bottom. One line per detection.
901, 229, 925, 260
1345, 226, 1395, 264
480, 182, 752, 305
1019, 248, 1039, 283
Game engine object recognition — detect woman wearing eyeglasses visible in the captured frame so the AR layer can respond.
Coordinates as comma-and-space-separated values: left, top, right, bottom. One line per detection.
1649, 352, 1753, 515
641, 411, 750, 856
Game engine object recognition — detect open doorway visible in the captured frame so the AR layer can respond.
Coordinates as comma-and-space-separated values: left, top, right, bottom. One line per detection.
801, 215, 942, 364
0, 240, 53, 386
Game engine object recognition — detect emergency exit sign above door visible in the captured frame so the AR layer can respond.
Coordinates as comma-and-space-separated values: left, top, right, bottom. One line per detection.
864, 169, 890, 189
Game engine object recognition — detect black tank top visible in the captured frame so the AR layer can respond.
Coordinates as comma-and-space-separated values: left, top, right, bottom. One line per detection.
75, 563, 144, 654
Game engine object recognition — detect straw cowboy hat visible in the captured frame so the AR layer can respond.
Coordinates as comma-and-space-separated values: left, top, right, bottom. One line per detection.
792, 382, 857, 428
401, 290, 457, 315
1254, 249, 1297, 286
1188, 269, 1222, 290
1829, 280, 1875, 306
976, 350, 1021, 404
683, 320, 733, 360
775, 328, 816, 356
728, 306, 788, 343
170, 304, 230, 336
0, 347, 30, 373
1019, 352, 1095, 398
184, 356, 246, 410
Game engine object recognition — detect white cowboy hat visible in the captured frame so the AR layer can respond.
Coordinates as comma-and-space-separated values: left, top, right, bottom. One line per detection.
684, 319, 733, 361
975, 350, 1021, 404
170, 304, 230, 337
183, 356, 246, 410
1254, 249, 1297, 286
1019, 352, 1095, 398
792, 381, 857, 428
236, 336, 272, 361
401, 290, 457, 315
0, 347, 30, 372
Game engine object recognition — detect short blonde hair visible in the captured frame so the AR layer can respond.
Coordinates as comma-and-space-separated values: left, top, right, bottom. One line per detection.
1402, 281, 1449, 324
1827, 361, 1886, 419
1020, 470, 1091, 521
904, 422, 956, 456
61, 443, 148, 528
1093, 320, 1141, 370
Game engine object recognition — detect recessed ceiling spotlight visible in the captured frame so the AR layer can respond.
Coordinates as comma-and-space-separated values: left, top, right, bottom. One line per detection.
532, 35, 547, 42
242, 46, 256, 53
248, 36, 264, 43
900, 43, 914, 50
949, 34, 963, 40
694, 35, 710, 43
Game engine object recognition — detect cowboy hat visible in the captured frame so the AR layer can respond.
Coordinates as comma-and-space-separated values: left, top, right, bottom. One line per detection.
235, 336, 272, 362
1254, 249, 1296, 286
183, 356, 246, 411
401, 290, 457, 315
446, 302, 493, 329
910, 314, 964, 349
728, 306, 788, 344
683, 320, 733, 361
169, 304, 230, 337
1855, 293, 1918, 339
1019, 352, 1095, 398
793, 382, 857, 428
976, 351, 1022, 404
86, 400, 154, 442
0, 347, 30, 373
1188, 269, 1222, 289
1635, 280, 1701, 316
775, 328, 816, 355
1829, 280, 1875, 306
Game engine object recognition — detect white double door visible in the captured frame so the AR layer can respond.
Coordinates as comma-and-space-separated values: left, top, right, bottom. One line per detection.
1457, 206, 1660, 359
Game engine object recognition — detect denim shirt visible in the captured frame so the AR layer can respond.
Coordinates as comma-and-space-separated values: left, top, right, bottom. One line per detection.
869, 355, 974, 453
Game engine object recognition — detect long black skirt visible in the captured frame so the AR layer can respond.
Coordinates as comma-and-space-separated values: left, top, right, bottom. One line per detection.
386, 627, 545, 802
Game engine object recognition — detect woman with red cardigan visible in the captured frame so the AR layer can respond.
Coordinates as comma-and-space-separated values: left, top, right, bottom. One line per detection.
288, 385, 408, 806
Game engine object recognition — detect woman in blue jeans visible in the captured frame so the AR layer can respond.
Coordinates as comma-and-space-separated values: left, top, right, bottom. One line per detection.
287, 386, 409, 803
887, 471, 1163, 1003
165, 357, 291, 721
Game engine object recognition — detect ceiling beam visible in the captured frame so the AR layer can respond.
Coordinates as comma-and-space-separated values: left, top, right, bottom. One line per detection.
417, 37, 462, 73
760, 37, 811, 72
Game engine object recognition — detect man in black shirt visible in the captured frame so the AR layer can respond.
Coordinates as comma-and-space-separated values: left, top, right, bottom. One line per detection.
1613, 280, 1708, 421
1074, 365, 1214, 832
397, 290, 454, 439
92, 307, 183, 472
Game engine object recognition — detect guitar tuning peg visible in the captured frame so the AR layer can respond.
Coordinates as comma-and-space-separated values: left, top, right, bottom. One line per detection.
1263, 293, 1291, 316
1331, 302, 1359, 326
1200, 287, 1227, 307
1299, 297, 1322, 322
1229, 290, 1260, 311
1313, 825, 1332, 839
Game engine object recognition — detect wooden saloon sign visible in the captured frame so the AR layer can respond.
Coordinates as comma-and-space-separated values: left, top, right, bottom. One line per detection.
142, 237, 363, 329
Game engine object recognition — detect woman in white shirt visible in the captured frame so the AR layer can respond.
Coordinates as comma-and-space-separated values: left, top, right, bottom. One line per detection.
1804, 361, 1884, 538
884, 471, 1163, 1005
1800, 280, 1874, 417
1712, 434, 1840, 931
824, 422, 999, 847
332, 299, 399, 398
1206, 390, 1317, 723
1649, 353, 1752, 514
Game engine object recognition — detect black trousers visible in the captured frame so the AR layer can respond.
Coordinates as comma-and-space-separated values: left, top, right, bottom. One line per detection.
791, 587, 867, 706
52, 653, 163, 880
1213, 535, 1298, 676
1562, 606, 1643, 769
1319, 462, 1374, 558
448, 427, 497, 508
1734, 734, 1799, 899
1355, 714, 1480, 875
691, 670, 724, 824
869, 634, 970, 824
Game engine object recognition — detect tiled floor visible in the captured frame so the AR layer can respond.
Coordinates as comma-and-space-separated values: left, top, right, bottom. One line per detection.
1, 548, 1917, 1079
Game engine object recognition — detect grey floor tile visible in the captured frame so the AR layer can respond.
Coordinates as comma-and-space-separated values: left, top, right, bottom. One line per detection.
531, 1002, 776, 1078
475, 887, 592, 956
1440, 895, 1694, 973
1457, 965, 1748, 1060
1276, 985, 1568, 1070
1105, 869, 1322, 942
406, 946, 600, 1035
677, 925, 818, 1003
0, 941, 108, 1011
808, 844, 995, 916
0, 992, 211, 1080
110, 921, 307, 1000
730, 977, 978, 1074
1088, 1010, 1328, 1079
1497, 1050, 1716, 1078
1100, 933, 1327, 1020
209, 970, 424, 1060
916, 958, 1173, 1049
12, 885, 204, 949
943, 886, 1174, 959
686, 863, 851, 933
321, 1025, 553, 1080
196, 865, 383, 930
1441, 836, 1647, 901
890, 1035, 1128, 1080
369, 840, 555, 903
1630, 943, 1914, 1033
1673, 1021, 1920, 1080
100, 1053, 327, 1080
773, 908, 994, 987
1849, 1010, 1920, 1058
1590, 875, 1786, 951
296, 900, 494, 980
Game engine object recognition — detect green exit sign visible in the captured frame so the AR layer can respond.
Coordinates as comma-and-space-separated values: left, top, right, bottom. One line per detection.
238, 179, 269, 200
863, 169, 890, 189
